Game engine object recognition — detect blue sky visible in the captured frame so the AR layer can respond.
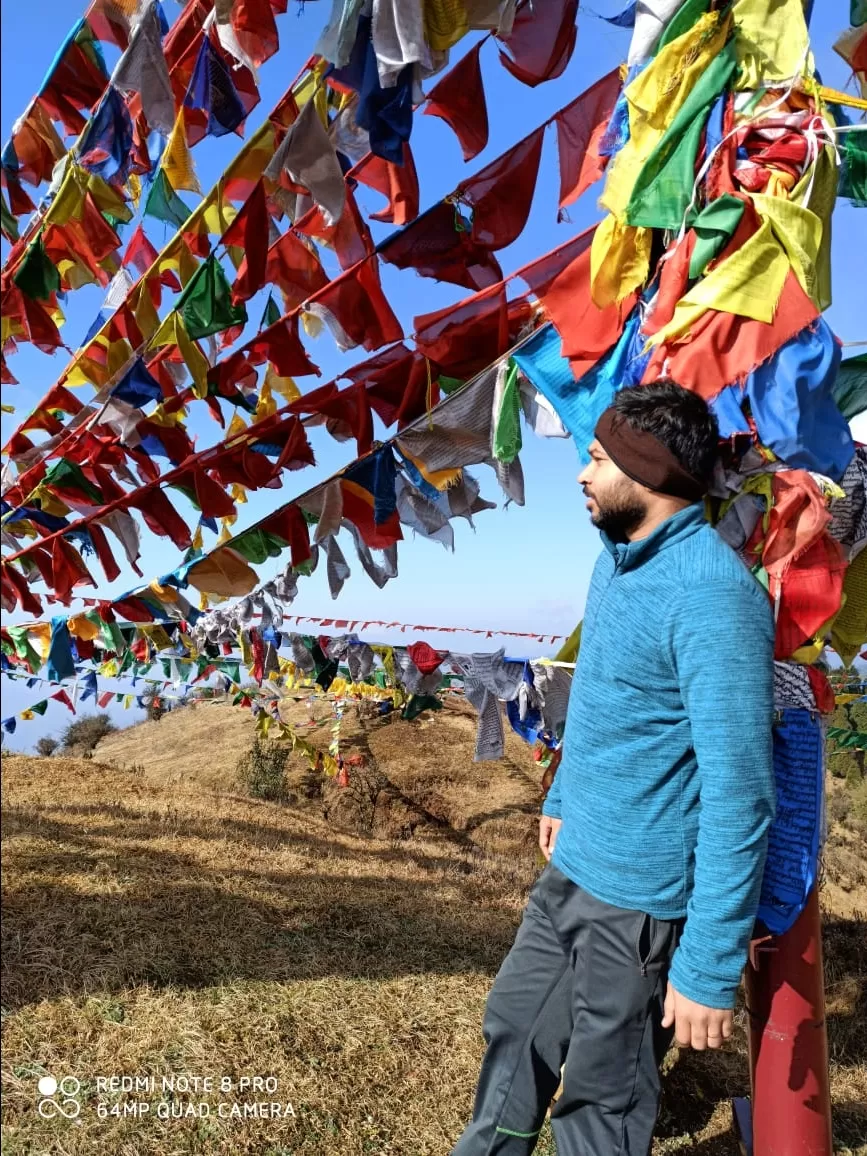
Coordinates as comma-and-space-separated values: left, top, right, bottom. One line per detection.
1, 0, 865, 748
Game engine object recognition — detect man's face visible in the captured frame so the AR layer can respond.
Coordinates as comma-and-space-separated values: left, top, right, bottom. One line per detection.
578, 439, 648, 540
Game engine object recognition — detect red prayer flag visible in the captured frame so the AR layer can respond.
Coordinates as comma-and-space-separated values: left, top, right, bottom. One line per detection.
294, 188, 374, 272
497, 0, 577, 87
423, 43, 489, 162
518, 226, 631, 378
51, 537, 96, 605
414, 282, 533, 380
379, 201, 502, 291
259, 503, 312, 568
1, 562, 44, 616
231, 0, 279, 66
641, 269, 820, 401
459, 126, 544, 250
258, 227, 330, 306
52, 689, 76, 712
245, 315, 321, 377
556, 68, 623, 209
351, 145, 420, 226
124, 223, 182, 291
311, 259, 402, 353
88, 522, 121, 583
131, 489, 193, 550
225, 180, 271, 303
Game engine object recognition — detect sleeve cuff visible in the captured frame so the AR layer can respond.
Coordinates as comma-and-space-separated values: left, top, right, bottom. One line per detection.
668, 952, 741, 1011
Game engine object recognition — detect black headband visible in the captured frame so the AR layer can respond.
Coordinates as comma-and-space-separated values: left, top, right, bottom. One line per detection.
594, 407, 707, 502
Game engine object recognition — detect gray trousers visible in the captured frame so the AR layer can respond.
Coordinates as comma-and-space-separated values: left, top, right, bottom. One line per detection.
451, 863, 684, 1156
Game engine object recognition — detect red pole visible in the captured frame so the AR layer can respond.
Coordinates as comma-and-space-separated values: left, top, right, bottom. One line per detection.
740, 884, 833, 1155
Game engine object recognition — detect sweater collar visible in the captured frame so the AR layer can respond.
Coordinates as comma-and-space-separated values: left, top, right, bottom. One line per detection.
601, 503, 706, 571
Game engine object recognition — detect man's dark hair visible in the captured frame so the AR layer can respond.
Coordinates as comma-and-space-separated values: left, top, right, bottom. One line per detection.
612, 380, 720, 484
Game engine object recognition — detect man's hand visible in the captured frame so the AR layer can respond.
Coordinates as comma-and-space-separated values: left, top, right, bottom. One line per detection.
539, 816, 562, 861
662, 982, 733, 1050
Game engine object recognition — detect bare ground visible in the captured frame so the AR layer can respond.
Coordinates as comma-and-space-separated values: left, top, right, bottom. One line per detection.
1, 698, 865, 1155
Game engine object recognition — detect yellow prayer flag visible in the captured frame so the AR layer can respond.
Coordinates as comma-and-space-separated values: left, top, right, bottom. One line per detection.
731, 0, 811, 91
150, 313, 210, 399
162, 109, 202, 195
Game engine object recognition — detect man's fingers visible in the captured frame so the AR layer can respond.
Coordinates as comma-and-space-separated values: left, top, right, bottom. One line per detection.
707, 1013, 732, 1048
675, 1014, 692, 1047
690, 1021, 708, 1050
661, 986, 675, 1030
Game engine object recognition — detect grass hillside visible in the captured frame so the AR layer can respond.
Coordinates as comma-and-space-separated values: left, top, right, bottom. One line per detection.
2, 698, 865, 1155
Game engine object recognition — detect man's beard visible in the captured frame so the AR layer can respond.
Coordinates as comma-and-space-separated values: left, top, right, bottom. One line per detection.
588, 483, 648, 541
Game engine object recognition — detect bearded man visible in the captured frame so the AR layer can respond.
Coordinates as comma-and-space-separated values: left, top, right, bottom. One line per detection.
451, 380, 776, 1156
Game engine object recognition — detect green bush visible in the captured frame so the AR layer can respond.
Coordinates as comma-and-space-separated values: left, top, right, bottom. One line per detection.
237, 739, 289, 802
848, 700, 867, 734
61, 713, 115, 753
828, 750, 860, 780
828, 706, 851, 731
35, 736, 59, 758
851, 780, 867, 830
140, 691, 166, 723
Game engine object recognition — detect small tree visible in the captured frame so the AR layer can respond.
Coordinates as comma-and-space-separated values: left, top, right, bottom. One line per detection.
140, 690, 166, 723
61, 713, 116, 753
35, 736, 59, 758
237, 739, 289, 802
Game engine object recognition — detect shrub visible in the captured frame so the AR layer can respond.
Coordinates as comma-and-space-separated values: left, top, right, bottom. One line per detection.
61, 713, 115, 753
828, 706, 851, 731
35, 736, 59, 758
852, 780, 867, 831
828, 750, 860, 781
140, 691, 166, 723
237, 739, 290, 802
849, 700, 867, 734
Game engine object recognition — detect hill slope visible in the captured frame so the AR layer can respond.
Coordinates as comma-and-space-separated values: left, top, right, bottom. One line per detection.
2, 702, 865, 1155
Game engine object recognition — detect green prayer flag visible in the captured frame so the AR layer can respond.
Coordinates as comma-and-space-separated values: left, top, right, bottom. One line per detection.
76, 22, 108, 78
144, 169, 192, 229
827, 727, 867, 750
1, 190, 19, 242
438, 375, 464, 396
833, 353, 867, 421
851, 0, 866, 26
13, 234, 60, 301
402, 694, 443, 721
31, 700, 49, 716
688, 194, 745, 279
100, 619, 126, 654
7, 626, 40, 670
492, 359, 522, 464
43, 458, 104, 503
625, 42, 737, 231
261, 293, 282, 328
838, 130, 866, 207
231, 528, 288, 565
178, 254, 247, 340
656, 0, 709, 53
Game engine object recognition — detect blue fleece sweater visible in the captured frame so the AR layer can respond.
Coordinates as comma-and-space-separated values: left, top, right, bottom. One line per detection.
543, 504, 776, 1009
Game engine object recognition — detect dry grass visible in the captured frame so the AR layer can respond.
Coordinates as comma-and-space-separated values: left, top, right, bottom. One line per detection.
1, 702, 865, 1155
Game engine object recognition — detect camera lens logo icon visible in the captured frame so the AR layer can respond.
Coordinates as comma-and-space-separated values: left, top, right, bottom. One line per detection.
37, 1075, 81, 1119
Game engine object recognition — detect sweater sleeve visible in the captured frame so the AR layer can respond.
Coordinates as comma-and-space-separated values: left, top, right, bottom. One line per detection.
541, 765, 563, 818
665, 580, 776, 1009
